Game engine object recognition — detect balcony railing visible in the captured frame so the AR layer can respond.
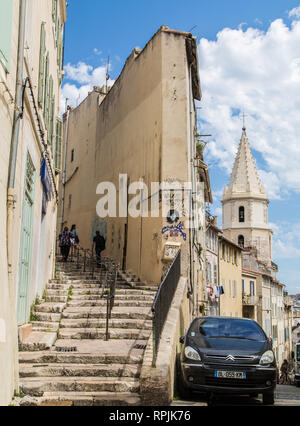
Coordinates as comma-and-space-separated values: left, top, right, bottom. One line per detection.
242, 295, 259, 306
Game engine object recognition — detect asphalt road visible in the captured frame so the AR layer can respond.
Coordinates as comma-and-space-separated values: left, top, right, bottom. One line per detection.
172, 384, 300, 406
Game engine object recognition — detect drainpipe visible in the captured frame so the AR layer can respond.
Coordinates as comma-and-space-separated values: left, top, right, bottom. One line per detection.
6, 0, 27, 393
61, 107, 70, 231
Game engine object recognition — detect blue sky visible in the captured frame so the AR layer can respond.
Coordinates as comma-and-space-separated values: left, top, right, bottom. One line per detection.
63, 1, 300, 294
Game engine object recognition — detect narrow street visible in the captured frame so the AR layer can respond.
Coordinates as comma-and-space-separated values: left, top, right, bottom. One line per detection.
172, 385, 300, 406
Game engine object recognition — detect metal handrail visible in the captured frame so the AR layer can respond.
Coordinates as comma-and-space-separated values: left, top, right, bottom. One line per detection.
56, 239, 119, 341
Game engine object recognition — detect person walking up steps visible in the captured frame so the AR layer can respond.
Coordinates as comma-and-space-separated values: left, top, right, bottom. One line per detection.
93, 231, 106, 267
59, 227, 73, 262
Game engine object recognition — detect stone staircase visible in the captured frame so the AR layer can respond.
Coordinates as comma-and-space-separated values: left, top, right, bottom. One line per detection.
18, 261, 156, 406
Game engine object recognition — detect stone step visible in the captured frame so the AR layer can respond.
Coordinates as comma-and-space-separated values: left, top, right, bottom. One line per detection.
20, 377, 140, 396
45, 296, 68, 303
69, 294, 154, 302
62, 306, 152, 320
19, 348, 144, 366
39, 391, 142, 406
19, 332, 57, 352
71, 289, 156, 296
59, 318, 152, 330
35, 303, 66, 314
34, 312, 61, 322
67, 300, 152, 308
46, 284, 71, 290
45, 289, 70, 297
58, 328, 151, 341
31, 321, 59, 331
19, 363, 141, 378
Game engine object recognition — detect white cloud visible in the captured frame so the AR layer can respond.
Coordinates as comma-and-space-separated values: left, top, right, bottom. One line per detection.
288, 6, 300, 19
198, 12, 300, 200
271, 221, 300, 260
61, 61, 114, 113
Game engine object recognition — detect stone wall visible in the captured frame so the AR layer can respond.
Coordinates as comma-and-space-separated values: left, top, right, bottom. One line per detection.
140, 277, 191, 405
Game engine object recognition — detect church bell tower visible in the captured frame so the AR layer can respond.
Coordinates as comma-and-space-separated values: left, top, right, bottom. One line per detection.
222, 127, 273, 266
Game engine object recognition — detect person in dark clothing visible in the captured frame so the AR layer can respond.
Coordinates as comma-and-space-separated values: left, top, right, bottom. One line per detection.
280, 359, 289, 384
93, 231, 106, 267
70, 224, 80, 246
59, 227, 73, 262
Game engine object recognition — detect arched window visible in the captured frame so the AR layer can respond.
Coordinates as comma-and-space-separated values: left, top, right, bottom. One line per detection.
238, 235, 245, 248
239, 206, 245, 223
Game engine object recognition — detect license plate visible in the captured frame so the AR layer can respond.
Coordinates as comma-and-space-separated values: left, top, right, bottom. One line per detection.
214, 371, 246, 379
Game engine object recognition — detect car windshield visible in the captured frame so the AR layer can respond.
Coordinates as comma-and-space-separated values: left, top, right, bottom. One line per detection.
189, 318, 265, 342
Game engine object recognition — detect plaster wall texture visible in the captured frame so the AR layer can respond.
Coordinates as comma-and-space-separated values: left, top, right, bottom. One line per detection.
0, 0, 66, 405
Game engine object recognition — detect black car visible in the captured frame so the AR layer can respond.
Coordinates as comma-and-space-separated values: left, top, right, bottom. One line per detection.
178, 317, 277, 405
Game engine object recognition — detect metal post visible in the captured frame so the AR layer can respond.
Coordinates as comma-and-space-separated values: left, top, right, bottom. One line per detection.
105, 298, 110, 341
83, 249, 86, 272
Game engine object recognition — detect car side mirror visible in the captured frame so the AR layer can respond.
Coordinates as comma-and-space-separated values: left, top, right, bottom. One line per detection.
179, 336, 185, 344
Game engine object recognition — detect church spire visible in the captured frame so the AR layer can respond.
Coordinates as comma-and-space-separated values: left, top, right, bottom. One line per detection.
224, 128, 267, 200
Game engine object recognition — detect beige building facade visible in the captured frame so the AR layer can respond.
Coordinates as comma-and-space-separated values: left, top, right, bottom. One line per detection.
242, 269, 259, 321
219, 235, 243, 318
0, 0, 66, 405
59, 26, 211, 320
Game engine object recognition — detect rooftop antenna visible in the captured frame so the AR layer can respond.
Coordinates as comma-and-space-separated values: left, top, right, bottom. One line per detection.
189, 25, 198, 33
65, 97, 69, 113
106, 56, 110, 93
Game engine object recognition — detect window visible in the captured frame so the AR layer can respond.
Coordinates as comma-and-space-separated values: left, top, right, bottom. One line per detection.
250, 281, 255, 296
242, 279, 245, 294
233, 280, 237, 298
71, 149, 74, 162
238, 235, 245, 248
206, 263, 212, 284
214, 264, 217, 284
0, 0, 13, 72
239, 206, 245, 223
54, 118, 63, 173
68, 194, 72, 209
38, 23, 46, 107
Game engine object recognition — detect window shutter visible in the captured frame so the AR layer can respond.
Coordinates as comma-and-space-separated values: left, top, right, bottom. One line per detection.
44, 53, 49, 124
38, 23, 46, 107
0, 0, 13, 71
52, 0, 57, 22
56, 14, 60, 47
48, 76, 54, 145
55, 118, 63, 173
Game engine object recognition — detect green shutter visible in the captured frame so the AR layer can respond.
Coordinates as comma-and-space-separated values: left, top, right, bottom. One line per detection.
44, 52, 49, 123
0, 0, 13, 71
56, 13, 60, 47
52, 0, 57, 22
48, 77, 54, 145
38, 23, 46, 107
55, 118, 63, 173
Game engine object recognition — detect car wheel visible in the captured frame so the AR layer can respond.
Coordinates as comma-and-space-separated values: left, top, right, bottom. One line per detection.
263, 392, 275, 405
296, 381, 300, 388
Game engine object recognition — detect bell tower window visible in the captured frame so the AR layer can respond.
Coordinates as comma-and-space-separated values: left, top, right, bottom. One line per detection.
239, 206, 245, 223
238, 235, 245, 248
